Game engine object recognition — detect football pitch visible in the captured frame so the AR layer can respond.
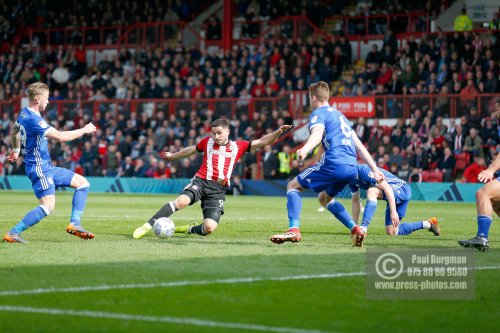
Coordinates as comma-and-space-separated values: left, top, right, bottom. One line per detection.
0, 191, 499, 333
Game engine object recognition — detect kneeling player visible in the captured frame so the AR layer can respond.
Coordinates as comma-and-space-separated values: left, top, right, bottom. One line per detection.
133, 119, 291, 239
459, 152, 500, 251
341, 164, 440, 237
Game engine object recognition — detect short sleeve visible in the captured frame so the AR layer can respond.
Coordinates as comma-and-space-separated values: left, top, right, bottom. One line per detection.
196, 137, 210, 152
309, 110, 325, 132
359, 165, 378, 187
31, 117, 53, 137
236, 140, 251, 153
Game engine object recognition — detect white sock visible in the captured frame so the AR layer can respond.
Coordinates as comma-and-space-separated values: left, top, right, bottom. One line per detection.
423, 220, 431, 229
360, 226, 368, 233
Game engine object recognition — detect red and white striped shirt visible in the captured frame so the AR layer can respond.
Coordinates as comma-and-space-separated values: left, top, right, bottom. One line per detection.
195, 137, 251, 186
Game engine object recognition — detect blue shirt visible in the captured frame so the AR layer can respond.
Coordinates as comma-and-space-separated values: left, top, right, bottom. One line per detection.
15, 107, 53, 172
308, 105, 357, 166
350, 164, 407, 193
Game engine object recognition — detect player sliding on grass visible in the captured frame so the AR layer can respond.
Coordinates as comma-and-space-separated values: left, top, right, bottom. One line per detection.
336, 164, 440, 238
270, 81, 384, 247
3, 82, 96, 243
459, 146, 500, 251
133, 119, 292, 239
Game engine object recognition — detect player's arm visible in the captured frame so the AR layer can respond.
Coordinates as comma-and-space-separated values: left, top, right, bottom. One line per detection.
376, 181, 400, 227
352, 133, 384, 183
249, 124, 292, 151
6, 122, 21, 162
478, 153, 500, 183
46, 123, 96, 142
297, 125, 323, 160
162, 145, 197, 161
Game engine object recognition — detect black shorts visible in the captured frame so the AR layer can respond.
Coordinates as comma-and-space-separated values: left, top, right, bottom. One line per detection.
181, 177, 226, 215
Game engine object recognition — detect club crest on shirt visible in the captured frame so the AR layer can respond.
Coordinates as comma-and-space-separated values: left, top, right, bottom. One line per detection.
227, 144, 234, 151
39, 120, 48, 128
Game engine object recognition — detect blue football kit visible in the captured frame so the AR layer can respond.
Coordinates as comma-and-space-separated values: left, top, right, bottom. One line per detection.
297, 105, 358, 197
286, 105, 360, 232
16, 107, 74, 199
350, 164, 412, 225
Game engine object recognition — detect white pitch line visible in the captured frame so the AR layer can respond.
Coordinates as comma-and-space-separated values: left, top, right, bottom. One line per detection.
1, 265, 499, 297
0, 305, 332, 333
0, 272, 365, 297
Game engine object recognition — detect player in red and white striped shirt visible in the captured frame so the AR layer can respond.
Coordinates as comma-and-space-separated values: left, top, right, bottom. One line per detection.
133, 119, 291, 239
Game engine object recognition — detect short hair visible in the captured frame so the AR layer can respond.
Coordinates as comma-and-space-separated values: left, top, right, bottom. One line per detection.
308, 81, 330, 102
26, 82, 49, 101
212, 119, 230, 129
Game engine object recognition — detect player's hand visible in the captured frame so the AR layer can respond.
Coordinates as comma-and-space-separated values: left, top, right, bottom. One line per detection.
278, 125, 292, 134
83, 122, 97, 134
390, 211, 400, 228
162, 152, 173, 161
6, 151, 19, 162
478, 169, 495, 183
296, 149, 308, 161
373, 169, 385, 183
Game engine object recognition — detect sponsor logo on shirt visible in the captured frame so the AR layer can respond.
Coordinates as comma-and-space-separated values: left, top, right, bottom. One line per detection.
208, 148, 234, 158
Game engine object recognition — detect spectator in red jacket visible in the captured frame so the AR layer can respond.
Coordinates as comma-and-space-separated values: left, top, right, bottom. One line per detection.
462, 157, 487, 183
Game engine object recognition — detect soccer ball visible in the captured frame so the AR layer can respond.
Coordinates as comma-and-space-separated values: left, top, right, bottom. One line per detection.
153, 217, 175, 239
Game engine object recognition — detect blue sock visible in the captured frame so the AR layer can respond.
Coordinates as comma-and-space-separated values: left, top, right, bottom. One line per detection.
70, 184, 89, 226
361, 200, 377, 229
327, 201, 356, 230
477, 215, 492, 239
10, 205, 49, 234
287, 189, 302, 229
396, 222, 424, 235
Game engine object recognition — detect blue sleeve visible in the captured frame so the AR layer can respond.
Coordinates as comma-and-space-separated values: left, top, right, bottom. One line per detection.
358, 165, 378, 186
309, 110, 325, 132
30, 117, 53, 137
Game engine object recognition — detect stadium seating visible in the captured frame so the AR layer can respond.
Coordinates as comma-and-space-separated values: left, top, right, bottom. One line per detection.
422, 169, 444, 183
455, 153, 471, 171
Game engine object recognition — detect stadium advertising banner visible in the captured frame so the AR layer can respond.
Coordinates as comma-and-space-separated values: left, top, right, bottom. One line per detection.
329, 97, 375, 118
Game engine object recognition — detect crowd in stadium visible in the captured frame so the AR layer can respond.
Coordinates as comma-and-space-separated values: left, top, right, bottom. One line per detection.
0, 0, 499, 184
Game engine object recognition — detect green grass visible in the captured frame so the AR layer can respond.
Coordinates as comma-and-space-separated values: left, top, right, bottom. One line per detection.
0, 191, 499, 333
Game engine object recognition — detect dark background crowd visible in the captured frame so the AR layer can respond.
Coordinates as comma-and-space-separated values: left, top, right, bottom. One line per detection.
0, 0, 499, 184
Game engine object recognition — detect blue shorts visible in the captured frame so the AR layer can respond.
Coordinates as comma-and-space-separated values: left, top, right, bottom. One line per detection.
384, 200, 410, 226
26, 165, 75, 199
297, 163, 357, 197
383, 184, 412, 226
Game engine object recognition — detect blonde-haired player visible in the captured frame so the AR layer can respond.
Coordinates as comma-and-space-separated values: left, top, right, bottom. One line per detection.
4, 82, 96, 243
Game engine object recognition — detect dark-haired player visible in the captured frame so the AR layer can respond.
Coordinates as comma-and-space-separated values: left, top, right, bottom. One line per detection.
133, 118, 291, 238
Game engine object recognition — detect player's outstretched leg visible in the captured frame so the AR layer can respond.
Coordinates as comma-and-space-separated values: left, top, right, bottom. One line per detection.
66, 175, 93, 240
458, 180, 500, 251
3, 204, 50, 243
318, 192, 364, 247
187, 219, 218, 236
270, 184, 303, 244
392, 217, 440, 236
327, 200, 364, 247
359, 199, 378, 236
174, 222, 198, 233
134, 194, 190, 239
